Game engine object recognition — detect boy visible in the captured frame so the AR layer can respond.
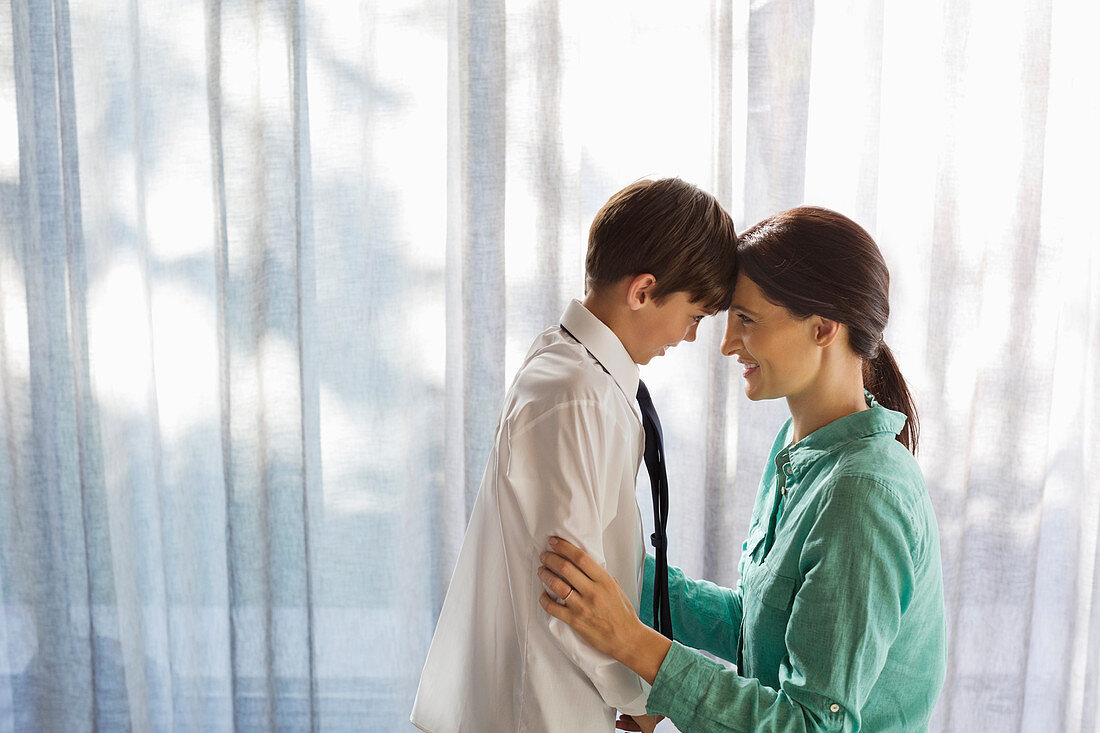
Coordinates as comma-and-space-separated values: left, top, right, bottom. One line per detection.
411, 178, 737, 732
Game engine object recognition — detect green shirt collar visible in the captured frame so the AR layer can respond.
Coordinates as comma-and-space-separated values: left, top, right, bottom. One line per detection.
776, 392, 907, 475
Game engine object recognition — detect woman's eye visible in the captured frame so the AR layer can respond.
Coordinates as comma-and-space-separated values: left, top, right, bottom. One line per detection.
737, 313, 753, 324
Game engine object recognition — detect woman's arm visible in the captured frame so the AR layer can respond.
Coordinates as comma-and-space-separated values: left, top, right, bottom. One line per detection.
640, 476, 921, 731
639, 554, 743, 664
537, 535, 853, 732
540, 474, 921, 732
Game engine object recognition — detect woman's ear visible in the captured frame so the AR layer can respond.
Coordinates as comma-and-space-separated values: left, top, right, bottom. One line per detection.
813, 317, 842, 347
626, 274, 657, 311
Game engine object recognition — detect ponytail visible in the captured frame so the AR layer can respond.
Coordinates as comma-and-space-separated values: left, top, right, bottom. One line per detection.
863, 343, 919, 454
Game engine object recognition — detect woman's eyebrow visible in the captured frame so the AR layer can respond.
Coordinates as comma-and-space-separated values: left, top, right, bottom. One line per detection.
730, 304, 760, 317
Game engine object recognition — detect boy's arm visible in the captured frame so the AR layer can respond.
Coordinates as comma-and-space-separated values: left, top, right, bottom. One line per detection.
502, 398, 649, 715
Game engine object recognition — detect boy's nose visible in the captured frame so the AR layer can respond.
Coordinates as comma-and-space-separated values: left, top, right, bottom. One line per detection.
683, 322, 700, 343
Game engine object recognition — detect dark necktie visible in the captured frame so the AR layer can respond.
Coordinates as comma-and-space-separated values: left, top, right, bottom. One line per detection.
637, 380, 673, 640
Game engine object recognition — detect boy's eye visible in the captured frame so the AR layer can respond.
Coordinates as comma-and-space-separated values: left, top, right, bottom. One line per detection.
692, 315, 705, 323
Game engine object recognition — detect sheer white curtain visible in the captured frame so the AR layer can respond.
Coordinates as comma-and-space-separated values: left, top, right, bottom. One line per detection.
0, 0, 1097, 731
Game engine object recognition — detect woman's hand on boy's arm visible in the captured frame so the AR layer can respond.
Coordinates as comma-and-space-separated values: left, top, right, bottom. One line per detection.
537, 536, 672, 685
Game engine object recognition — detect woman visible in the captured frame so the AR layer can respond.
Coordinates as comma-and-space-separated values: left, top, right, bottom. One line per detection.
538, 207, 947, 732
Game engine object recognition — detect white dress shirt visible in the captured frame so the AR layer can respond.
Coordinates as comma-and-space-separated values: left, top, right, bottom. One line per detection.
411, 300, 650, 733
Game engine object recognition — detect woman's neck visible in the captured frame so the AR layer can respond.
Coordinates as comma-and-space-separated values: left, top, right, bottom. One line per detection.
786, 357, 868, 444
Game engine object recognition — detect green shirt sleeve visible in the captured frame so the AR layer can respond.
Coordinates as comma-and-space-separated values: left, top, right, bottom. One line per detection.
648, 642, 826, 728
640, 553, 743, 665
646, 474, 920, 732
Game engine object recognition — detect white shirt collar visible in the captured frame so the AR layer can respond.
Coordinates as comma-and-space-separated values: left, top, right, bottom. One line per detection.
560, 299, 640, 403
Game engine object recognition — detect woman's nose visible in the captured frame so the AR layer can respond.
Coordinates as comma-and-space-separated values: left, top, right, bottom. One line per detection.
720, 326, 739, 356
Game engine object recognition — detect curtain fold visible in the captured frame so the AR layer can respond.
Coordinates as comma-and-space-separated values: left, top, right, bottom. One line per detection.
8, 0, 98, 729
1, 0, 1098, 731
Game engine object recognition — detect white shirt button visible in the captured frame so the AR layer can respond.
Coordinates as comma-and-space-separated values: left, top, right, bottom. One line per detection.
829, 703, 840, 713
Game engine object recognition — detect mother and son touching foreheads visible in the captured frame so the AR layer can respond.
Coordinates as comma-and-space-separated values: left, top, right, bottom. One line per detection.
411, 179, 947, 733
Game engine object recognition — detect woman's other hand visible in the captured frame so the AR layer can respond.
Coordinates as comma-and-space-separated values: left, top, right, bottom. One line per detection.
537, 536, 672, 685
617, 713, 665, 732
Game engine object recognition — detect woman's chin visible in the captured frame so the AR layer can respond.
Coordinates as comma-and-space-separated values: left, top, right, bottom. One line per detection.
742, 381, 777, 402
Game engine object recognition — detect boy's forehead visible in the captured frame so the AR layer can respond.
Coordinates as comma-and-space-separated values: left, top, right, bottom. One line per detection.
676, 292, 716, 312
684, 294, 719, 314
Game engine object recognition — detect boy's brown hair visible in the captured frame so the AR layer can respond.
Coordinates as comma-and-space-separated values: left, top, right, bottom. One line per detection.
585, 178, 738, 312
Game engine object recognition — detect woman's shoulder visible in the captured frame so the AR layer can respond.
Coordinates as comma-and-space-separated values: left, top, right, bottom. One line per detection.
816, 438, 936, 557
832, 431, 924, 492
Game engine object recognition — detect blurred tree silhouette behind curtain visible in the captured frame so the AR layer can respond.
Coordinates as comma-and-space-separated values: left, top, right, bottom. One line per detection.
0, 0, 1097, 731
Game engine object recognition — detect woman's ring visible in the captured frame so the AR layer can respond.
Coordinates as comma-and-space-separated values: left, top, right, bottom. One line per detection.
562, 588, 573, 603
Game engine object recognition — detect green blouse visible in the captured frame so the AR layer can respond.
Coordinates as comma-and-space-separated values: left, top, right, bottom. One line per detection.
640, 394, 946, 731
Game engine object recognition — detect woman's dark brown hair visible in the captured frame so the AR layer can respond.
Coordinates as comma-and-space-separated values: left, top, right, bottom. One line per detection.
737, 206, 919, 453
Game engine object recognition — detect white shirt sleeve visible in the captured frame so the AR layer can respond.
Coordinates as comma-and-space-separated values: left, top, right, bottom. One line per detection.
500, 398, 649, 716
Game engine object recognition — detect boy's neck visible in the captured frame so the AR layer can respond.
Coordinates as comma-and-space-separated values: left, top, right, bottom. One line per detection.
581, 291, 616, 331
581, 290, 637, 364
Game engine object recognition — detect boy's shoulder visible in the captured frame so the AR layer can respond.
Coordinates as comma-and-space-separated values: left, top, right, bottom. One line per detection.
507, 326, 631, 419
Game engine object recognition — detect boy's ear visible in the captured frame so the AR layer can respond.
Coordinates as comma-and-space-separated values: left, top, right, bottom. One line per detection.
812, 316, 842, 347
626, 274, 657, 311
